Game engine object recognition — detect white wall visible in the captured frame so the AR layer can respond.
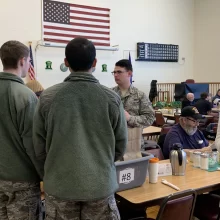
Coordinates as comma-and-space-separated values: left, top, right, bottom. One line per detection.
0, 0, 195, 93
194, 0, 220, 83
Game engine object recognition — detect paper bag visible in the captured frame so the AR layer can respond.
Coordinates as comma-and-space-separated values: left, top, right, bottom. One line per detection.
123, 127, 142, 161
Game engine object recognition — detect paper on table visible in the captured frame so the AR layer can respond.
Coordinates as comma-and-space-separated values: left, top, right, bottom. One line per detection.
158, 163, 172, 176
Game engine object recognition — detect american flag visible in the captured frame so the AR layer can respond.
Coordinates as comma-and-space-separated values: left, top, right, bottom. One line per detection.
129, 52, 133, 84
42, 0, 110, 47
28, 45, 36, 80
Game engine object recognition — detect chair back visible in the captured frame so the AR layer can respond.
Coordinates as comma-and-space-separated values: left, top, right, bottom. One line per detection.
155, 111, 165, 127
194, 193, 220, 220
185, 79, 195, 84
142, 140, 164, 160
160, 125, 172, 135
127, 190, 196, 220
213, 125, 218, 133
174, 113, 180, 124
157, 125, 172, 153
209, 112, 219, 123
156, 189, 197, 220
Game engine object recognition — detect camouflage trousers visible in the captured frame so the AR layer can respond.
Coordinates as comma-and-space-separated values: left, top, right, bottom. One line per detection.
0, 180, 41, 220
45, 193, 120, 220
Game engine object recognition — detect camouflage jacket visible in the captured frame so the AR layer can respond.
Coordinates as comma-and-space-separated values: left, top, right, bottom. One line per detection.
112, 85, 155, 128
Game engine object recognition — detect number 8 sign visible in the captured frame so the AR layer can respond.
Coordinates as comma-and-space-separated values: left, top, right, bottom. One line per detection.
119, 168, 135, 184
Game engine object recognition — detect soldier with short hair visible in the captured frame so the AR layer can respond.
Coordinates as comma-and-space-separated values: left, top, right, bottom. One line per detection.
112, 59, 155, 146
0, 40, 42, 219
33, 38, 127, 219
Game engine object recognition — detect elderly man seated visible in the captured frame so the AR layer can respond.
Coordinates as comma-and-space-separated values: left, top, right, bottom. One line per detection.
163, 106, 211, 159
182, 93, 195, 109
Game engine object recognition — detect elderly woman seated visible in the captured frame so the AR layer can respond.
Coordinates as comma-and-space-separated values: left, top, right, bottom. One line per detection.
26, 80, 44, 98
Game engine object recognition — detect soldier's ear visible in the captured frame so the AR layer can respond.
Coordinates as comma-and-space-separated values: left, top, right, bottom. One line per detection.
64, 58, 69, 67
128, 70, 132, 77
92, 58, 97, 67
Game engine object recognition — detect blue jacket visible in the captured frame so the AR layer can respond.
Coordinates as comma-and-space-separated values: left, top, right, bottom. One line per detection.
163, 124, 208, 159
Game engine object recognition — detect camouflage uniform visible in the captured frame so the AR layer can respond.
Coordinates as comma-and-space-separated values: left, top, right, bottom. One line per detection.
112, 86, 155, 146
0, 180, 41, 220
45, 194, 120, 220
112, 85, 155, 128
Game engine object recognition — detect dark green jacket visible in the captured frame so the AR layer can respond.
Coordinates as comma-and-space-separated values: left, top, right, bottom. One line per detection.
0, 72, 41, 182
33, 72, 127, 200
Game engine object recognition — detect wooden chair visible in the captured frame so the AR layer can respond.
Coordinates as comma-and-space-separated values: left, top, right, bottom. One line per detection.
213, 125, 218, 133
185, 79, 195, 84
155, 111, 166, 127
174, 113, 180, 124
157, 125, 172, 154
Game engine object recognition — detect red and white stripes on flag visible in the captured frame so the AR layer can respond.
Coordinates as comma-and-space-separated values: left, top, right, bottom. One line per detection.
28, 64, 36, 80
42, 0, 110, 47
28, 44, 36, 80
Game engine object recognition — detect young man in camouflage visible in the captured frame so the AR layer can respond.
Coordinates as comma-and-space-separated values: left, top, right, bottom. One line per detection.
112, 59, 155, 143
33, 38, 127, 220
0, 41, 42, 219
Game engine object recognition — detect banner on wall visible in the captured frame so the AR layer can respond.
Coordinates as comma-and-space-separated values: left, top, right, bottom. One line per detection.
42, 0, 110, 47
185, 83, 209, 100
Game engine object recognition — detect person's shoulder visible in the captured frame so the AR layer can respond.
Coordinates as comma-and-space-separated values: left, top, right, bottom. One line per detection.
195, 99, 202, 103
164, 125, 180, 143
10, 82, 38, 111
41, 82, 65, 97
12, 82, 37, 102
100, 84, 121, 105
131, 86, 146, 98
111, 86, 118, 91
39, 82, 66, 105
132, 86, 144, 94
167, 124, 182, 135
182, 98, 188, 103
205, 100, 211, 105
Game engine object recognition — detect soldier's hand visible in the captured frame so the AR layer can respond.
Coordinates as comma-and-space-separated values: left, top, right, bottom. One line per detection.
124, 110, 131, 121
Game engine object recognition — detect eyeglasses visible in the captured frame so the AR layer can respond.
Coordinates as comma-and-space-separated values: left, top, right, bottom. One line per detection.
186, 117, 200, 124
111, 70, 127, 75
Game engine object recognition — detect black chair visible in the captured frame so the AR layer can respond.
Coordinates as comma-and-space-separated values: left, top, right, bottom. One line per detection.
194, 193, 220, 220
